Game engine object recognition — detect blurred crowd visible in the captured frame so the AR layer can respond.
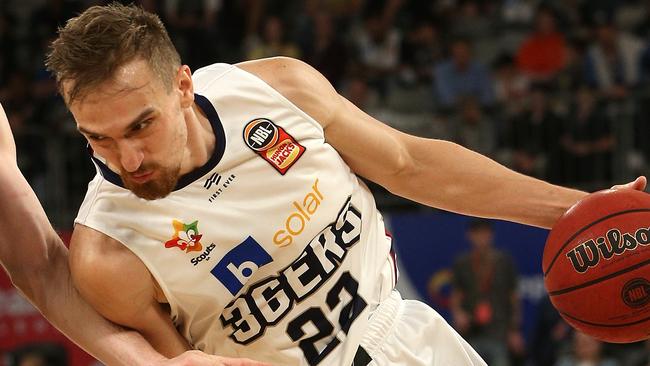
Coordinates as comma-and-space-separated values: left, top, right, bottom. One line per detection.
3, 0, 650, 218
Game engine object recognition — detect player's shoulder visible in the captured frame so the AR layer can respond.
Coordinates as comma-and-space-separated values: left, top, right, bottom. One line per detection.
235, 56, 318, 91
236, 57, 341, 128
193, 62, 235, 80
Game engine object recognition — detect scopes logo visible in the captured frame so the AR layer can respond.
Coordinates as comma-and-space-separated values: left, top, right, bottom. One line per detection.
164, 220, 203, 253
211, 236, 272, 295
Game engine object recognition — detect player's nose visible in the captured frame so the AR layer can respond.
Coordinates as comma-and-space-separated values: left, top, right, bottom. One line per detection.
117, 140, 144, 173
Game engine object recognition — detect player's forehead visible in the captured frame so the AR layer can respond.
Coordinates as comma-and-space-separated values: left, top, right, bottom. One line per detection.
64, 59, 158, 103
70, 84, 161, 136
68, 60, 166, 124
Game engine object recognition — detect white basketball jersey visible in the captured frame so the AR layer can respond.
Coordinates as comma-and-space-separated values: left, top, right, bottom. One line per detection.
75, 63, 395, 366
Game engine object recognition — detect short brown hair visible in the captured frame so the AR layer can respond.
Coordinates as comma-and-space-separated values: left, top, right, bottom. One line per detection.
46, 2, 181, 104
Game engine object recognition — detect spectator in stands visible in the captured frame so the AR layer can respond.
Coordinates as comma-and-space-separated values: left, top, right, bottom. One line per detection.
561, 85, 616, 186
351, 6, 402, 99
607, 339, 650, 366
344, 77, 375, 113
585, 14, 644, 100
450, 97, 497, 157
626, 339, 650, 366
304, 0, 365, 25
2, 71, 48, 195
529, 296, 572, 366
555, 332, 620, 366
500, 0, 537, 26
399, 19, 442, 86
246, 15, 301, 60
301, 12, 349, 89
29, 0, 82, 48
492, 53, 529, 118
0, 7, 16, 87
516, 5, 567, 81
500, 83, 564, 179
451, 219, 524, 366
433, 37, 495, 110
555, 36, 589, 96
2, 72, 33, 131
165, 0, 222, 68
450, 0, 494, 42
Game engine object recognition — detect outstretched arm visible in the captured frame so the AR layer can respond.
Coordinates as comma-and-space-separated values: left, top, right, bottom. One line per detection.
0, 103, 269, 366
238, 57, 646, 229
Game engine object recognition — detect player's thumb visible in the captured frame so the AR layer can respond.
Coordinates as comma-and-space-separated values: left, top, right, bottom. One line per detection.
611, 176, 647, 191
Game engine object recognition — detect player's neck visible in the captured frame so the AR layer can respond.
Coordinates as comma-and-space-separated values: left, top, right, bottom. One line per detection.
179, 102, 216, 175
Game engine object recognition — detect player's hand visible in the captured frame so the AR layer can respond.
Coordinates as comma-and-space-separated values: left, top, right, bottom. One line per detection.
611, 176, 647, 192
157, 350, 273, 366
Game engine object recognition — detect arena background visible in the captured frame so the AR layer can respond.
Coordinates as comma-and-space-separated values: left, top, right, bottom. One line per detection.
1, 0, 649, 365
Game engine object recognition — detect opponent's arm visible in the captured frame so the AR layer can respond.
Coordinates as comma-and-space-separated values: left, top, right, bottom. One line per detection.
0, 103, 269, 366
0, 104, 16, 161
0, 103, 173, 364
238, 57, 644, 229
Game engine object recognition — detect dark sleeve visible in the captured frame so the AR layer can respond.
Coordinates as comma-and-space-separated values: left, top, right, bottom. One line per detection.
451, 255, 469, 291
501, 252, 519, 293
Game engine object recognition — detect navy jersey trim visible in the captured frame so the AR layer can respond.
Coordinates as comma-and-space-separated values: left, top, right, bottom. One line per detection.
177, 93, 226, 188
89, 93, 226, 191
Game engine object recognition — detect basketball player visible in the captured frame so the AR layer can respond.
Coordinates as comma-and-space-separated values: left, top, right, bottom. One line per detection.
42, 3, 646, 366
0, 104, 270, 365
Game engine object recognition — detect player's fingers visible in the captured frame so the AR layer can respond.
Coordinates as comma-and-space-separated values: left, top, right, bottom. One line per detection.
235, 360, 272, 366
611, 176, 647, 191
217, 357, 272, 366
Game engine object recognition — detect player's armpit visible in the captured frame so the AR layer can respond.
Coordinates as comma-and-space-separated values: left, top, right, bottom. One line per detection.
70, 224, 190, 358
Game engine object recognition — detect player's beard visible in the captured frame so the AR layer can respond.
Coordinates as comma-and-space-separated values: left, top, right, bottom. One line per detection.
121, 162, 182, 200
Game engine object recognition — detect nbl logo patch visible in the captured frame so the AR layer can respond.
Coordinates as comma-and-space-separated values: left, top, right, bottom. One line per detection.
622, 278, 650, 308
243, 118, 305, 175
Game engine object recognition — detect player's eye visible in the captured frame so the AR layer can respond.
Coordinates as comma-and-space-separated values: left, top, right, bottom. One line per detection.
132, 119, 152, 132
88, 135, 106, 141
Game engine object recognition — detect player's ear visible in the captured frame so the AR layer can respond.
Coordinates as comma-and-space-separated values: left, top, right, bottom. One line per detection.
176, 65, 194, 108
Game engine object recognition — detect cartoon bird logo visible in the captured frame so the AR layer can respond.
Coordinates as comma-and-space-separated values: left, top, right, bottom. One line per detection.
164, 220, 203, 253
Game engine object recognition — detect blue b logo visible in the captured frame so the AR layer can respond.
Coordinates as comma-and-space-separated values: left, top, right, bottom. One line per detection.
211, 236, 272, 295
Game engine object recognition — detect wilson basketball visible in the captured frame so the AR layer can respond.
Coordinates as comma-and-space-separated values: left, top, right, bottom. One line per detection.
543, 189, 650, 343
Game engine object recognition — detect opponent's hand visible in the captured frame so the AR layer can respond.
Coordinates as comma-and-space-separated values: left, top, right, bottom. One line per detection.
611, 176, 647, 192
157, 350, 273, 366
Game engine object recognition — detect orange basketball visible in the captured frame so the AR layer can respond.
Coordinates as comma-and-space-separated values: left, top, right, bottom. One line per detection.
543, 189, 650, 343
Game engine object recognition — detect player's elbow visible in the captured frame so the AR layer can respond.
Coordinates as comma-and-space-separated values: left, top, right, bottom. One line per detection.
381, 146, 418, 194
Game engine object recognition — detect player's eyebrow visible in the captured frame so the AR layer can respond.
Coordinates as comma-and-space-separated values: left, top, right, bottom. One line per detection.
77, 107, 156, 136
